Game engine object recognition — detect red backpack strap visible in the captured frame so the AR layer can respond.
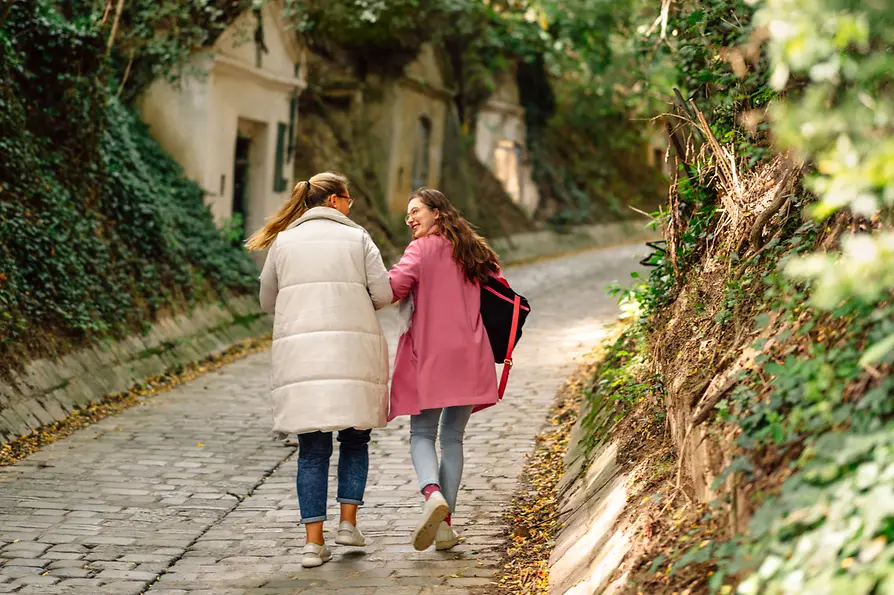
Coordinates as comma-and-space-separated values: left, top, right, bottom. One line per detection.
498, 294, 522, 398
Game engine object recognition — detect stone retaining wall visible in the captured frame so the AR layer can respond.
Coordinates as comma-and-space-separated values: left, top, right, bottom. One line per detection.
0, 296, 270, 445
549, 391, 632, 595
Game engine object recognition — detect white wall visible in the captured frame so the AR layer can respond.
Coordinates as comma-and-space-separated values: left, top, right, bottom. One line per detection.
137, 55, 215, 193
208, 67, 292, 233
138, 4, 304, 233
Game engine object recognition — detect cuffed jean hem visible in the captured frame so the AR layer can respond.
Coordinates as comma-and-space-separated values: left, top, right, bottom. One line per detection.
300, 515, 327, 524
336, 497, 364, 505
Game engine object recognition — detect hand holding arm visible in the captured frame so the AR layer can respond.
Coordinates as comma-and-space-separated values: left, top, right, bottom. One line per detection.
363, 233, 393, 310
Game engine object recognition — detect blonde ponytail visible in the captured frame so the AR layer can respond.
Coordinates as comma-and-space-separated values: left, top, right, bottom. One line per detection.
245, 172, 348, 251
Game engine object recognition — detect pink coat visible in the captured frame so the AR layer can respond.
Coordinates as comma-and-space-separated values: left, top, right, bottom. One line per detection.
388, 235, 498, 419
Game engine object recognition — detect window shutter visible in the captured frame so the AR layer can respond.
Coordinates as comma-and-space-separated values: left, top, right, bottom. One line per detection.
273, 122, 287, 192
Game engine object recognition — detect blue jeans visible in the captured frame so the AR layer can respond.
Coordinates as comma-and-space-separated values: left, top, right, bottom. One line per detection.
296, 428, 371, 524
409, 406, 474, 513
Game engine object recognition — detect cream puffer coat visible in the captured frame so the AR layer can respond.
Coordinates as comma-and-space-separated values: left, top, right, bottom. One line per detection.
259, 207, 393, 435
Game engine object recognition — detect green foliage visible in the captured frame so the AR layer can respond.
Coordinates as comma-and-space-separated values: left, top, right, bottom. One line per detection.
634, 179, 893, 591
282, 0, 442, 76
0, 0, 257, 364
672, 0, 776, 166
46, 0, 253, 101
737, 425, 894, 594
701, 272, 894, 593
759, 0, 894, 351
613, 167, 720, 317
756, 0, 894, 221
282, 0, 549, 101
580, 324, 663, 450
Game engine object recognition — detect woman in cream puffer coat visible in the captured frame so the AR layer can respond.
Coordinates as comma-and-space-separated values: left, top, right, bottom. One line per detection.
247, 171, 392, 568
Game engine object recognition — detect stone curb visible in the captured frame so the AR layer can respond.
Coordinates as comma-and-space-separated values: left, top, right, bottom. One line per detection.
0, 296, 271, 445
492, 219, 660, 266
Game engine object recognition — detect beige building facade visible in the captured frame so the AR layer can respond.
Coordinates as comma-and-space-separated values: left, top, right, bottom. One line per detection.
474, 67, 540, 216
369, 44, 453, 215
138, 3, 307, 238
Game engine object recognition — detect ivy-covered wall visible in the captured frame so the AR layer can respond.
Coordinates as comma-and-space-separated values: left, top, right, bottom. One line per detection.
0, 1, 258, 370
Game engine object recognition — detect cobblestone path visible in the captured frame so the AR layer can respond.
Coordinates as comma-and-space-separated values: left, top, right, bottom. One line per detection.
0, 243, 648, 595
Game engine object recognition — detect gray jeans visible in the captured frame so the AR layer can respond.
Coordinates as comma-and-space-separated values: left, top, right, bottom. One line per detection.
409, 406, 474, 513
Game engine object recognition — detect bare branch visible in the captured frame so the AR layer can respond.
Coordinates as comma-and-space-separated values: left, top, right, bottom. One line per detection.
116, 49, 134, 97
100, 0, 112, 25
658, 0, 671, 41
105, 0, 125, 58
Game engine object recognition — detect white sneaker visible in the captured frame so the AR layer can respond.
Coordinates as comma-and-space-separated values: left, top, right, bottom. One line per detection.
335, 521, 366, 546
435, 521, 460, 550
412, 491, 450, 551
301, 542, 332, 568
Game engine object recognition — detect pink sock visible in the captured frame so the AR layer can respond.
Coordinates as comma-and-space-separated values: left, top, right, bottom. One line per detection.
422, 484, 440, 500
445, 514, 452, 526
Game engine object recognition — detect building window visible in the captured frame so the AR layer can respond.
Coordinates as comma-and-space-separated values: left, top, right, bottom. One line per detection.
411, 115, 432, 190
273, 122, 288, 192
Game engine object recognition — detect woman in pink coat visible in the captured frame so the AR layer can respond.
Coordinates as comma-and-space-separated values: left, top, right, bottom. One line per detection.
388, 188, 500, 551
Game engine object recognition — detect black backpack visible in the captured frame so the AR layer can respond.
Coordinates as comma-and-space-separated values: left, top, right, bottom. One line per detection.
480, 276, 531, 396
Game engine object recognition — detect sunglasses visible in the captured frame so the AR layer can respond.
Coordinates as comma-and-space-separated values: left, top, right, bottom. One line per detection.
336, 194, 354, 208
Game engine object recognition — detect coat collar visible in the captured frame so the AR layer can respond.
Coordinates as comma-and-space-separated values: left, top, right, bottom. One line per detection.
286, 207, 364, 231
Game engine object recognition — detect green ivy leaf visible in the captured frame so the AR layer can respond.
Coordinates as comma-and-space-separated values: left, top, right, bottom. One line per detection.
859, 332, 894, 368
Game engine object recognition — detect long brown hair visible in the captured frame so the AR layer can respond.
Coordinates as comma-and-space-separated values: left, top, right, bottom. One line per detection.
245, 172, 348, 251
411, 188, 500, 284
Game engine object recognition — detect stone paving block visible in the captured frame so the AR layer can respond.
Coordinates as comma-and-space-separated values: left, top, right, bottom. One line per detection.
46, 559, 87, 569
55, 578, 104, 588
10, 574, 60, 587
42, 552, 85, 561
47, 567, 92, 578
0, 566, 43, 579
0, 544, 50, 558
0, 559, 48, 568
15, 587, 66, 595
96, 569, 157, 581
96, 580, 146, 594
85, 561, 137, 571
